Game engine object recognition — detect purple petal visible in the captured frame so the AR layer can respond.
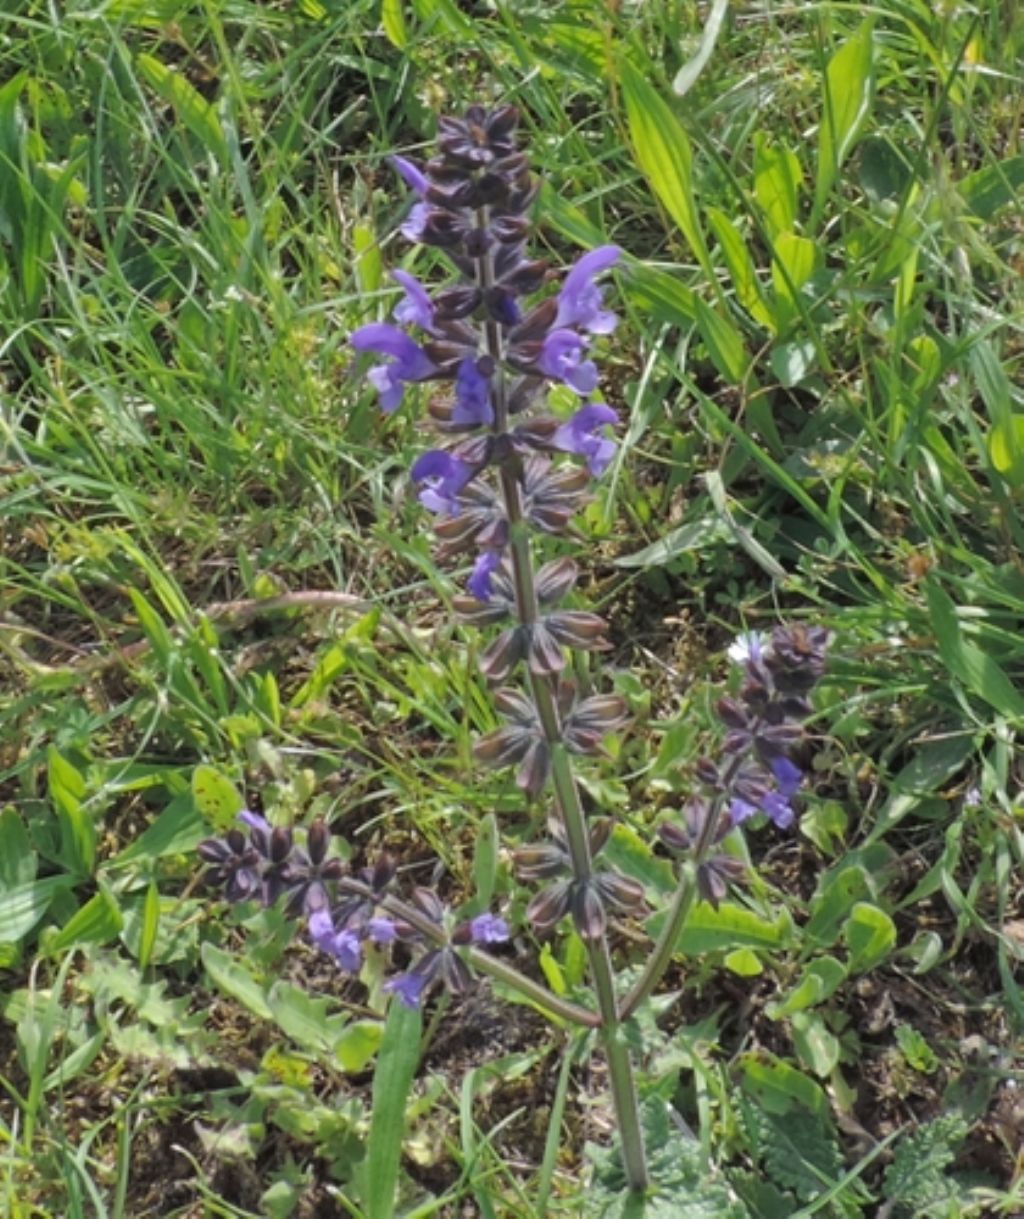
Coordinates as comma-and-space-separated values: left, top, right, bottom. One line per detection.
367, 364, 405, 413
770, 756, 803, 800
352, 323, 436, 412
468, 550, 503, 601
238, 809, 271, 834
452, 357, 494, 427
385, 970, 428, 1009
553, 403, 618, 476
367, 917, 398, 945
390, 155, 428, 197
410, 450, 474, 514
762, 792, 795, 829
556, 245, 621, 334
392, 270, 435, 331
538, 330, 599, 395
308, 911, 363, 972
469, 913, 509, 944
401, 202, 430, 242
729, 797, 759, 826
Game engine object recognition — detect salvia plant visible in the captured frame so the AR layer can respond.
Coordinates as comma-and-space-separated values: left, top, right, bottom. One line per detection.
199, 105, 830, 1202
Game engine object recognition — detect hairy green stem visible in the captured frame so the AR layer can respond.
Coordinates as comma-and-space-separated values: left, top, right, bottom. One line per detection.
475, 225, 648, 1191
619, 744, 751, 1020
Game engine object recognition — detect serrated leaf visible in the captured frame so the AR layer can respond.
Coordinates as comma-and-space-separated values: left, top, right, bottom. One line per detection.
740, 1052, 828, 1115
654, 899, 792, 954
200, 942, 272, 1021
843, 901, 896, 973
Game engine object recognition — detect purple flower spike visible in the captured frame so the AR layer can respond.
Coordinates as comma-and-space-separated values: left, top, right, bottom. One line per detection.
556, 245, 621, 334
468, 550, 502, 601
538, 330, 599, 395
352, 323, 436, 413
390, 155, 428, 197
308, 910, 363, 972
452, 357, 494, 427
385, 970, 428, 1009
392, 270, 436, 332
553, 402, 618, 476
411, 450, 474, 514
469, 913, 509, 944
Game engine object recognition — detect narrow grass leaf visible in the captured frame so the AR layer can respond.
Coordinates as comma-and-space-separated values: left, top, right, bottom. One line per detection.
48, 887, 123, 954
137, 880, 161, 970
135, 53, 228, 166
47, 747, 96, 876
925, 580, 1024, 719
672, 0, 730, 97
363, 1000, 421, 1219
754, 136, 802, 238
706, 206, 773, 329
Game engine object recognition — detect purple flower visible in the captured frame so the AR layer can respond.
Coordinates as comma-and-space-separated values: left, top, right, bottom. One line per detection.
367, 916, 398, 944
392, 270, 436, 331
731, 756, 803, 829
410, 450, 474, 514
452, 357, 494, 427
468, 550, 502, 600
402, 203, 430, 243
469, 913, 509, 944
308, 910, 363, 972
390, 155, 428, 196
351, 323, 436, 413
385, 970, 429, 1009
555, 245, 621, 334
553, 402, 618, 476
538, 330, 599, 395
238, 808, 271, 835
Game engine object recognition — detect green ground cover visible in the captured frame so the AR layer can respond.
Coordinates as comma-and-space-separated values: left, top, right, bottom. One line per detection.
1, 0, 1022, 1214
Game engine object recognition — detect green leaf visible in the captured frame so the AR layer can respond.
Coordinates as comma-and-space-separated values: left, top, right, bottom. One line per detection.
805, 863, 874, 945
706, 206, 773, 328
136, 881, 161, 970
603, 823, 675, 896
353, 221, 382, 295
191, 765, 245, 831
767, 955, 846, 1018
959, 154, 1024, 220
754, 135, 803, 237
770, 232, 819, 327
381, 0, 408, 48
813, 21, 876, 225
662, 900, 793, 954
48, 746, 95, 876
867, 735, 976, 843
200, 942, 272, 1021
110, 791, 205, 866
613, 516, 729, 569
268, 981, 349, 1056
988, 417, 1024, 485
47, 886, 123, 954
895, 1023, 939, 1073
925, 580, 1024, 718
724, 948, 763, 977
335, 1019, 384, 1073
471, 812, 499, 909
740, 1052, 828, 1115
0, 808, 37, 888
790, 1010, 841, 1077
883, 1114, 967, 1212
136, 52, 228, 165
128, 587, 174, 666
619, 56, 710, 274
769, 339, 817, 387
693, 297, 750, 385
363, 1000, 421, 1219
0, 876, 73, 944
843, 901, 896, 973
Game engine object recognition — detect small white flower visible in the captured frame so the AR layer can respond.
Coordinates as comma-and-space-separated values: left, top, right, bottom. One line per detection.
727, 631, 767, 667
